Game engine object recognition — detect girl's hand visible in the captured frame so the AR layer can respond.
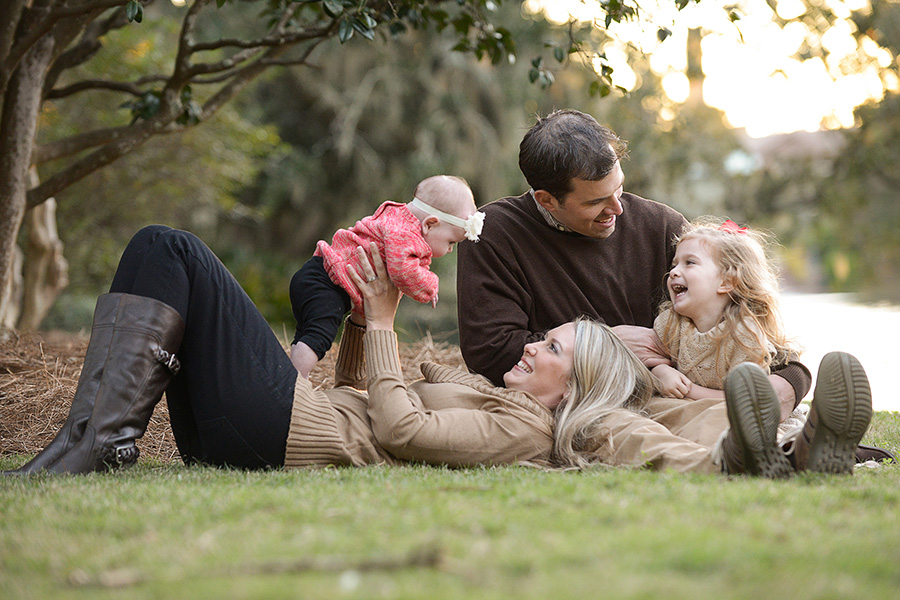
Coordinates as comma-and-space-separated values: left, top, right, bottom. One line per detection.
652, 364, 692, 399
347, 242, 402, 331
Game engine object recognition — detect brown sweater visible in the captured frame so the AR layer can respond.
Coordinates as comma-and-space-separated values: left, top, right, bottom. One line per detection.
456, 192, 811, 401
457, 192, 686, 386
283, 323, 554, 468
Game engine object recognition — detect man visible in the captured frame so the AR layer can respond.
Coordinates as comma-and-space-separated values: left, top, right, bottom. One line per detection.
458, 109, 810, 410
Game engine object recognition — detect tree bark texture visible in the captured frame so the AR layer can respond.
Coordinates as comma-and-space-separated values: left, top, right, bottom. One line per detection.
18, 168, 68, 331
0, 35, 54, 329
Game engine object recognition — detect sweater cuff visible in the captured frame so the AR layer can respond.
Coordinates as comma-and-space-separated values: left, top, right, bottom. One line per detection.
774, 360, 812, 409
334, 317, 366, 385
364, 330, 402, 381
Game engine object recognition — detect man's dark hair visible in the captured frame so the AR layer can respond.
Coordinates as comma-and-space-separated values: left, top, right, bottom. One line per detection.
518, 109, 629, 202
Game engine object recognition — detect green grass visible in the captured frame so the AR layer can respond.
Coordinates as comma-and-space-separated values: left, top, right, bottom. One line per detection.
2, 413, 899, 600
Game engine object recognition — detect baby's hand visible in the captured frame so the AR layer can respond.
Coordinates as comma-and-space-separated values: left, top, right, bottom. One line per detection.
652, 364, 692, 399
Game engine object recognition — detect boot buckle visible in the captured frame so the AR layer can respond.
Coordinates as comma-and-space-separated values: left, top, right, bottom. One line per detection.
114, 443, 140, 466
154, 347, 181, 375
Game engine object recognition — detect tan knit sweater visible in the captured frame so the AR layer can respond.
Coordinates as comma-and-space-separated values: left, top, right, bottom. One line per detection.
653, 308, 774, 389
284, 323, 555, 468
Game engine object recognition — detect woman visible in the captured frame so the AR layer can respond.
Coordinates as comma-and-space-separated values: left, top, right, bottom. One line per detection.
5, 226, 656, 474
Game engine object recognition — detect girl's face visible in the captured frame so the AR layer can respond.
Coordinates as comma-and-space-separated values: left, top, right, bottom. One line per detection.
667, 237, 734, 333
503, 322, 576, 410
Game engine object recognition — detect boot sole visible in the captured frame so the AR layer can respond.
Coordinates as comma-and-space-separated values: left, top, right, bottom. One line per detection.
725, 364, 794, 479
808, 352, 873, 474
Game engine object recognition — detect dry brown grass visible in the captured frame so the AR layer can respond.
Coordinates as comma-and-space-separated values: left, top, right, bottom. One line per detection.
0, 330, 465, 464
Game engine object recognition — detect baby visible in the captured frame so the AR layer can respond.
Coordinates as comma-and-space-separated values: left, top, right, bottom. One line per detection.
289, 175, 484, 377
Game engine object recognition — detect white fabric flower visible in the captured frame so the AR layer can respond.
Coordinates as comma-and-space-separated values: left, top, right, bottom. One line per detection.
464, 211, 485, 242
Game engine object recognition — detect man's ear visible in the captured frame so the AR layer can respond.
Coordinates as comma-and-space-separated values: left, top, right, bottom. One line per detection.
533, 189, 561, 213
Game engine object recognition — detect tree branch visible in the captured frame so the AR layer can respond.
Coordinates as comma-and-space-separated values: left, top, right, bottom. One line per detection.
171, 0, 207, 84
46, 78, 148, 99
3, 0, 125, 92
42, 2, 140, 94
32, 123, 147, 164
26, 113, 174, 208
187, 24, 334, 76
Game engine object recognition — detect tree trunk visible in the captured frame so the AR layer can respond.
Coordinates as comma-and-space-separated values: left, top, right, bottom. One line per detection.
0, 245, 23, 331
17, 167, 68, 331
0, 35, 53, 331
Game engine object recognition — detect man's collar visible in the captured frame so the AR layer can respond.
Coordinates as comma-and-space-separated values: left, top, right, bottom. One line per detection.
529, 189, 573, 233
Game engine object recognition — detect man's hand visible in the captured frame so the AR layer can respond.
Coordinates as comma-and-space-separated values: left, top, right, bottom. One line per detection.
769, 374, 798, 421
612, 325, 671, 368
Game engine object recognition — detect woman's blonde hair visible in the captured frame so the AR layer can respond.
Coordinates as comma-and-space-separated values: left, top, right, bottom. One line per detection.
552, 316, 654, 468
656, 217, 796, 374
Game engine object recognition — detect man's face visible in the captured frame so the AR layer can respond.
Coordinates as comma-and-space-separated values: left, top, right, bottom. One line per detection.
546, 161, 625, 239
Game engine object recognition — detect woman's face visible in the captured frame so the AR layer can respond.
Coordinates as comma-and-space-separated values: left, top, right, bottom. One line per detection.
503, 322, 576, 410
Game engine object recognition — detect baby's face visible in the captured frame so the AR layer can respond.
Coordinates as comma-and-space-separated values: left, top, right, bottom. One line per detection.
424, 220, 467, 257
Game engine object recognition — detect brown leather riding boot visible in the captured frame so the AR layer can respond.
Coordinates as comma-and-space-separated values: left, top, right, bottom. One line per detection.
46, 294, 184, 474
786, 352, 872, 474
4, 294, 125, 475
719, 363, 793, 479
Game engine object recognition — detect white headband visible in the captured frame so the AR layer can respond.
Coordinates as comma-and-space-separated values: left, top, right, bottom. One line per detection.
410, 197, 485, 242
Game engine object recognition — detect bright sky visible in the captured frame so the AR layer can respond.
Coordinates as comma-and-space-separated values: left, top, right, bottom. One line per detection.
524, 0, 898, 138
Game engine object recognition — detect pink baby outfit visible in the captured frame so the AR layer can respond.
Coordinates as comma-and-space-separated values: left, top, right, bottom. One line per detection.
314, 201, 439, 315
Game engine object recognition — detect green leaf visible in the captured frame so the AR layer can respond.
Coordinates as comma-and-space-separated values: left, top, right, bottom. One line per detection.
528, 69, 539, 84
452, 40, 471, 53
338, 19, 354, 42
351, 17, 375, 40
360, 13, 378, 28
452, 14, 475, 35
657, 27, 672, 42
323, 0, 344, 18
125, 1, 142, 23
388, 21, 407, 36
553, 47, 566, 63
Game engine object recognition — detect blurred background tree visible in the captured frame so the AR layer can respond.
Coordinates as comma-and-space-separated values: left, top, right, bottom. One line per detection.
0, 0, 709, 334
7, 0, 900, 341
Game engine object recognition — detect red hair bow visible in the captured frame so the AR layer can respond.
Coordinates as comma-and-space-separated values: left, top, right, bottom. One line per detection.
719, 219, 748, 234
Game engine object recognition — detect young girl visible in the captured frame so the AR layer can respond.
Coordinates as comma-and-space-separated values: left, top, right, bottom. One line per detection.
651, 218, 797, 401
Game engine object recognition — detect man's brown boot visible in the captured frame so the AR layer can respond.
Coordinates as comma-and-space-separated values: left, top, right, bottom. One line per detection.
720, 363, 793, 479
788, 352, 872, 474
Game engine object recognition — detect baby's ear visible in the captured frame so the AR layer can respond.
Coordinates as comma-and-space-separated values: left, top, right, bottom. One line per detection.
422, 215, 440, 231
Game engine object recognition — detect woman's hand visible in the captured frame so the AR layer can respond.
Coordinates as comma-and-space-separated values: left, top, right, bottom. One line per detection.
347, 242, 402, 331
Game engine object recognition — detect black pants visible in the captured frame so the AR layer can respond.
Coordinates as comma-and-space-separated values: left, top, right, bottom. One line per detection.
290, 256, 352, 359
109, 226, 295, 468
